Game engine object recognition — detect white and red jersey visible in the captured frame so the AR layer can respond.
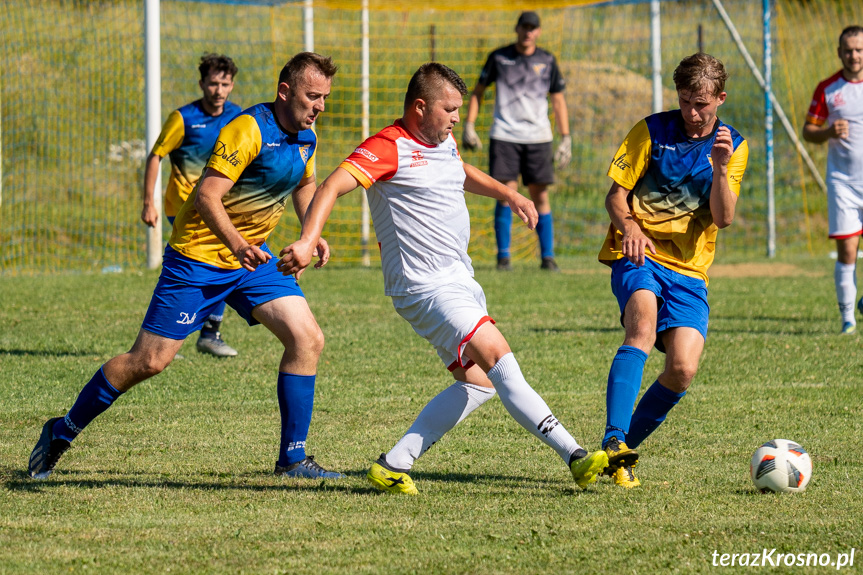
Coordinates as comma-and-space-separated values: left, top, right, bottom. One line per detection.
340, 120, 473, 296
807, 71, 863, 184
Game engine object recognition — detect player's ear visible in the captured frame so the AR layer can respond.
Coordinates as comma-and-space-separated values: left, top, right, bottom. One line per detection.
716, 91, 727, 106
413, 98, 427, 118
277, 82, 290, 101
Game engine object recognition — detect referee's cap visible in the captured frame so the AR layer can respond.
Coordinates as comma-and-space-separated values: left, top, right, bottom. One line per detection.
517, 11, 540, 28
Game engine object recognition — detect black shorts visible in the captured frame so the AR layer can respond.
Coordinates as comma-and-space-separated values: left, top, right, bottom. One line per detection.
489, 139, 554, 186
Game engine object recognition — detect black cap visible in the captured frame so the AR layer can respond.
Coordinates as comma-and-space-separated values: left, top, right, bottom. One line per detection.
517, 11, 540, 28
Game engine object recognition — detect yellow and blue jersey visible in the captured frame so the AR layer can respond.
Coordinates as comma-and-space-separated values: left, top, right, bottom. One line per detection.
599, 110, 749, 283
169, 102, 316, 269
150, 100, 242, 217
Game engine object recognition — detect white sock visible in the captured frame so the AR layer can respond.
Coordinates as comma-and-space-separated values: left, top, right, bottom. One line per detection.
385, 381, 496, 471
834, 262, 857, 324
486, 352, 582, 464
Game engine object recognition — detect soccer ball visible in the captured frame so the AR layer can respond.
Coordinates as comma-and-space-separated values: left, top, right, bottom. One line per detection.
750, 439, 812, 493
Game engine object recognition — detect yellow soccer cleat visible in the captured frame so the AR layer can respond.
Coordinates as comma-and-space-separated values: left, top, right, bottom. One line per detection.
569, 450, 609, 489
602, 436, 639, 474
610, 464, 641, 488
367, 454, 418, 495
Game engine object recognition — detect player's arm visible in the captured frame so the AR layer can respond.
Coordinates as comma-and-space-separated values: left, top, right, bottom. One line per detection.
462, 82, 487, 150
289, 174, 330, 276
709, 126, 739, 229
142, 110, 184, 227
606, 181, 655, 267
463, 162, 537, 230
550, 91, 572, 169
278, 167, 361, 277
141, 152, 163, 227
195, 168, 271, 271
802, 119, 848, 143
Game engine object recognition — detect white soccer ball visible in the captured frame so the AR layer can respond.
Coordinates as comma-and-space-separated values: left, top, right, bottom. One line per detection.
750, 439, 812, 493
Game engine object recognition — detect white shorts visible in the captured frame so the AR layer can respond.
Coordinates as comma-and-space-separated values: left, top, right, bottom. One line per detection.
391, 276, 494, 371
827, 180, 863, 238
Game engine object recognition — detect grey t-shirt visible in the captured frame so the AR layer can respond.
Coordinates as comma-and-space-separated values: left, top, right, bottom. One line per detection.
478, 44, 565, 144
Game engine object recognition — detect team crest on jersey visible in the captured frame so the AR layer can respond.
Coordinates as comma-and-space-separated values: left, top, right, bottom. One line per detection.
532, 63, 547, 75
410, 150, 428, 168
299, 144, 311, 163
833, 92, 846, 108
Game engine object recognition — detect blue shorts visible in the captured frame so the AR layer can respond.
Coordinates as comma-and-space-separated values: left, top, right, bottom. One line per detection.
141, 244, 304, 339
610, 257, 709, 353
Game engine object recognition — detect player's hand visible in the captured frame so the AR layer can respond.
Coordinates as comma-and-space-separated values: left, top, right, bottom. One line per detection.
141, 204, 159, 228
297, 237, 331, 281
620, 227, 656, 267
236, 244, 272, 272
554, 135, 572, 169
711, 126, 734, 167
277, 239, 315, 278
509, 195, 538, 231
832, 119, 850, 140
462, 121, 482, 151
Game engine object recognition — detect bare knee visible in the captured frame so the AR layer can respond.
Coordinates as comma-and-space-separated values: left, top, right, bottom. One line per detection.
624, 319, 656, 351
293, 324, 324, 360
661, 361, 698, 393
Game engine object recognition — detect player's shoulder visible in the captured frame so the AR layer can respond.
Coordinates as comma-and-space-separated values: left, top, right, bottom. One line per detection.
533, 46, 558, 61
490, 44, 518, 60
644, 110, 681, 133
815, 70, 846, 93
223, 101, 243, 118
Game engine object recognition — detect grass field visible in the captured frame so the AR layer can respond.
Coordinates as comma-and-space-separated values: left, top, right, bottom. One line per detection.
1, 255, 861, 573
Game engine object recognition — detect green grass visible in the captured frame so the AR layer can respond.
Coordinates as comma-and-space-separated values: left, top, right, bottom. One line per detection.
1, 256, 861, 573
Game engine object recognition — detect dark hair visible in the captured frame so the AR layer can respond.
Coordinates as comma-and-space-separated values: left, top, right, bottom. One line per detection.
278, 52, 338, 88
840, 25, 863, 46
199, 53, 238, 81
673, 52, 728, 96
403, 62, 468, 111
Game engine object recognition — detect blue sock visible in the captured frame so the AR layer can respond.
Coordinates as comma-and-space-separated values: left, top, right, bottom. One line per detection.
276, 372, 316, 467
494, 201, 512, 259
626, 380, 686, 448
210, 300, 227, 322
603, 346, 648, 447
536, 212, 554, 259
52, 367, 123, 442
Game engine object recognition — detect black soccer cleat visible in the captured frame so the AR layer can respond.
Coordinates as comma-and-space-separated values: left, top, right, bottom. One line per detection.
274, 455, 345, 479
29, 417, 71, 480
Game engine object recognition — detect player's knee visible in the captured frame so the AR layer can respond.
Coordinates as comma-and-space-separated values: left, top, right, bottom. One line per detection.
135, 353, 172, 379
625, 322, 656, 350
666, 362, 698, 392
294, 324, 324, 359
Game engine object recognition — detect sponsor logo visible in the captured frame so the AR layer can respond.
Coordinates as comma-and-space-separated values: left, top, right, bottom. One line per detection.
354, 147, 379, 162
176, 312, 197, 325
537, 414, 560, 436
265, 142, 281, 148
299, 144, 311, 163
532, 63, 547, 75
612, 153, 631, 171
410, 150, 427, 168
213, 141, 241, 167
191, 123, 207, 129
451, 147, 459, 159
657, 144, 676, 151
499, 58, 516, 66
834, 92, 846, 107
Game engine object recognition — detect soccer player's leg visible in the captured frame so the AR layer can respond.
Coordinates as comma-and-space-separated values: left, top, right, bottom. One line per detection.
525, 143, 557, 271
602, 259, 660, 485
464, 320, 607, 489
827, 181, 863, 333
489, 139, 520, 271
29, 267, 198, 479
238, 254, 342, 479
197, 300, 239, 357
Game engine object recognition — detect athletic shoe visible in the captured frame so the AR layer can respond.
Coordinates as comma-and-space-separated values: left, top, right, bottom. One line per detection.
569, 449, 609, 489
28, 417, 71, 480
540, 257, 560, 272
841, 322, 857, 335
497, 257, 512, 271
196, 333, 238, 357
602, 436, 639, 474
610, 464, 641, 488
274, 456, 344, 479
367, 454, 418, 495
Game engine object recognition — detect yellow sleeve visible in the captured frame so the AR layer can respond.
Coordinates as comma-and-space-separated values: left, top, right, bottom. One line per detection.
150, 110, 184, 157
206, 115, 261, 182
607, 119, 651, 190
727, 139, 749, 196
